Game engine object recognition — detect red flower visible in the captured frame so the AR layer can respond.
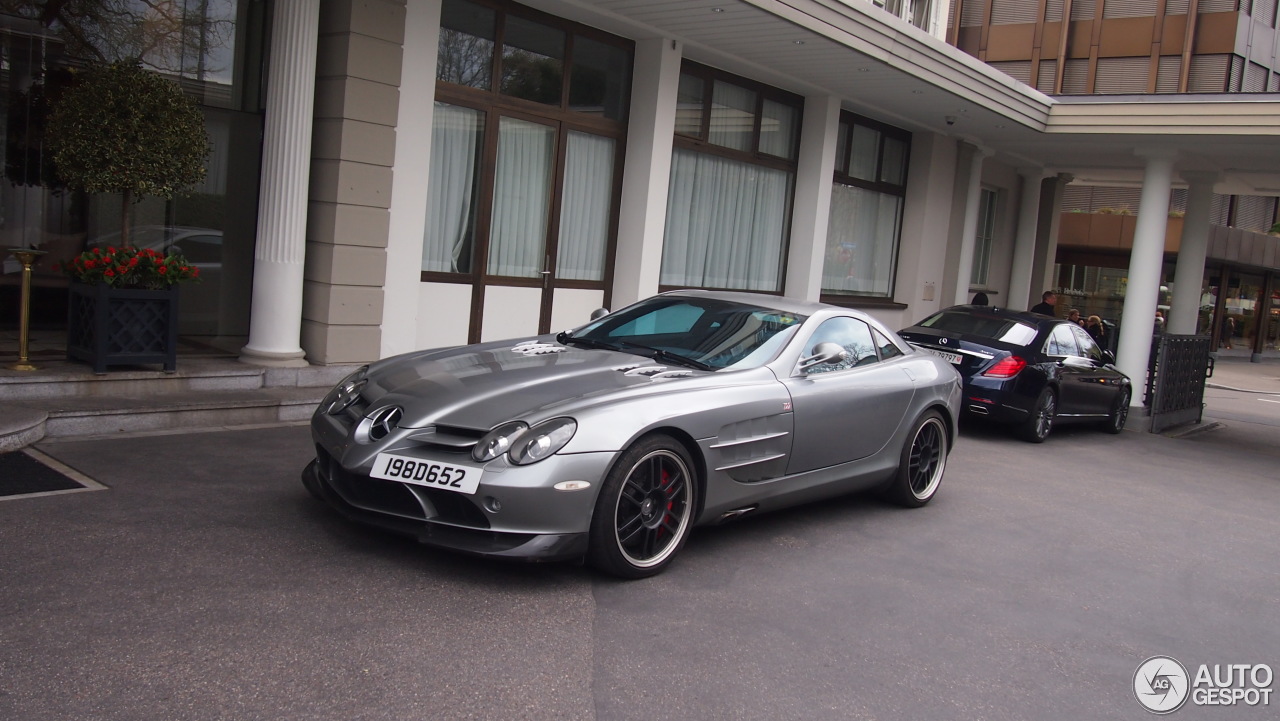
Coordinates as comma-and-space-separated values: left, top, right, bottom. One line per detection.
85, 260, 96, 268
129, 257, 139, 267
158, 265, 168, 274
105, 269, 115, 277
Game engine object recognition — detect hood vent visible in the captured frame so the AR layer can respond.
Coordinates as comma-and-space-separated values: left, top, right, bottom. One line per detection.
620, 365, 693, 380
511, 340, 566, 356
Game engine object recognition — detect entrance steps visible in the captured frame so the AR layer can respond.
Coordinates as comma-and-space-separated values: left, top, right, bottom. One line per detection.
0, 358, 358, 450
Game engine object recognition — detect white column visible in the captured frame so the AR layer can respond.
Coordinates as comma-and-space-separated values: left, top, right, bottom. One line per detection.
612, 37, 682, 309
952, 142, 990, 306
1167, 172, 1217, 335
240, 0, 320, 367
1007, 168, 1046, 311
1116, 150, 1176, 402
784, 95, 841, 302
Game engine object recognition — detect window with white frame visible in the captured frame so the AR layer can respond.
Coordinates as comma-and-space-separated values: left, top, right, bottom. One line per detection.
970, 187, 997, 287
822, 114, 911, 299
660, 62, 802, 292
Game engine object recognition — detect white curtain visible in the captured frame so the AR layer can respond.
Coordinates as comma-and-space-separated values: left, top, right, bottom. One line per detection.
823, 183, 902, 297
556, 131, 614, 281
661, 149, 791, 291
708, 81, 756, 152
423, 103, 484, 273
488, 117, 554, 278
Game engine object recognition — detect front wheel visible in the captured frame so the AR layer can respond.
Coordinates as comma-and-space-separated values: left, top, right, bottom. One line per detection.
1017, 388, 1056, 443
880, 410, 948, 508
588, 435, 698, 579
1103, 387, 1131, 434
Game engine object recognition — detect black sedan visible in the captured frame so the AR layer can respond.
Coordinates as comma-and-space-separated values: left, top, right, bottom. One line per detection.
899, 305, 1131, 442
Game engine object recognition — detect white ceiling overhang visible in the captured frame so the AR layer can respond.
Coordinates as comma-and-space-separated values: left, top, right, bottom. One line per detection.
524, 0, 1280, 195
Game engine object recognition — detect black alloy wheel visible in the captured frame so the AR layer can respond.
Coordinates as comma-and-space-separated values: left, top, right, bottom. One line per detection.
1018, 388, 1056, 443
881, 410, 948, 508
1103, 387, 1131, 434
588, 435, 697, 579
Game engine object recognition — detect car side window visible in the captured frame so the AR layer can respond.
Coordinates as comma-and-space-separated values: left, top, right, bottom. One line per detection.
1046, 325, 1080, 357
1069, 324, 1105, 363
873, 328, 904, 360
803, 317, 878, 374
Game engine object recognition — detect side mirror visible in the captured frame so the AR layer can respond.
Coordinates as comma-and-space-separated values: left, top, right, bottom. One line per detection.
1103, 350, 1116, 365
589, 307, 609, 321
799, 342, 849, 370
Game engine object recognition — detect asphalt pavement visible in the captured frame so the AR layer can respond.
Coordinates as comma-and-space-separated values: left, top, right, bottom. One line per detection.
1, 394, 1277, 720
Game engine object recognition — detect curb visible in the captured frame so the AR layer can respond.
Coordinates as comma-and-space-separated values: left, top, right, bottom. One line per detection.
1206, 382, 1280, 395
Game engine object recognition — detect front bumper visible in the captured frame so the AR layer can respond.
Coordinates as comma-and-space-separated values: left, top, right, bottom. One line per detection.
302, 455, 593, 563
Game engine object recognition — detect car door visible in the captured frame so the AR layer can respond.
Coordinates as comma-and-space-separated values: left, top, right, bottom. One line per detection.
782, 317, 915, 474
1067, 324, 1125, 414
1044, 324, 1092, 415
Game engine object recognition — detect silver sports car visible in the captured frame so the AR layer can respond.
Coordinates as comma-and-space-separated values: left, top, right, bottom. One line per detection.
303, 290, 963, 578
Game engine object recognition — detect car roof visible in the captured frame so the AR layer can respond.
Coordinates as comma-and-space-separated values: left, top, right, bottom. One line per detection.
661, 289, 862, 319
921, 304, 1063, 328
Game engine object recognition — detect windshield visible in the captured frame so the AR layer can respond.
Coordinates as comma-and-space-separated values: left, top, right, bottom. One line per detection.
567, 296, 806, 370
918, 310, 1039, 347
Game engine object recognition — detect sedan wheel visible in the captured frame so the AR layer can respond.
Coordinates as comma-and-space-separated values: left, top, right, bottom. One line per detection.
1103, 387, 1131, 434
1018, 389, 1056, 443
588, 435, 697, 579
881, 410, 948, 508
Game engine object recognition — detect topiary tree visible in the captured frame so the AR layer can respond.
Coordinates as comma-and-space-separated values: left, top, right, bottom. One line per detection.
46, 60, 210, 246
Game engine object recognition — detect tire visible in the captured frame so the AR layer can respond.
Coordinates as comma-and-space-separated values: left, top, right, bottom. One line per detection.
881, 410, 948, 508
1103, 387, 1131, 434
1017, 388, 1056, 443
588, 435, 698, 579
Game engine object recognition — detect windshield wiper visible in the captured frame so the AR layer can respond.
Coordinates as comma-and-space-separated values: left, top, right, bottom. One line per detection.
617, 342, 714, 372
556, 332, 624, 353
556, 332, 712, 371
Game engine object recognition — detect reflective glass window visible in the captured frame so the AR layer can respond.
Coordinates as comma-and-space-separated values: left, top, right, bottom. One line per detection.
708, 80, 757, 152
804, 317, 879, 374
500, 15, 565, 105
569, 36, 631, 120
760, 98, 799, 160
438, 0, 496, 89
675, 72, 706, 137
488, 117, 556, 277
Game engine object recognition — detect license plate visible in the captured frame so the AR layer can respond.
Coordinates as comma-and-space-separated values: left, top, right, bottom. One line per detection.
922, 347, 963, 364
371, 452, 483, 495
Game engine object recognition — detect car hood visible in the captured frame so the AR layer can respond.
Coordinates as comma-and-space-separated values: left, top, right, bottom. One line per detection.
358, 336, 712, 430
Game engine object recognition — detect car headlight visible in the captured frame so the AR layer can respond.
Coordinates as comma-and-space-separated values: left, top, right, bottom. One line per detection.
325, 365, 369, 415
472, 421, 528, 463
509, 418, 577, 465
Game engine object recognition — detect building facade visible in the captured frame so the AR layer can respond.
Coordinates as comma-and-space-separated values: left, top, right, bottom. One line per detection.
4, 0, 1280, 399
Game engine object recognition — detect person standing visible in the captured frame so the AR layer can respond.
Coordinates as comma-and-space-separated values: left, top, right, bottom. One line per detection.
1067, 308, 1084, 327
1030, 291, 1056, 316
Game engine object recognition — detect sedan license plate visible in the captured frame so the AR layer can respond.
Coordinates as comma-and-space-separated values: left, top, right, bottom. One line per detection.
922, 347, 963, 365
371, 453, 483, 495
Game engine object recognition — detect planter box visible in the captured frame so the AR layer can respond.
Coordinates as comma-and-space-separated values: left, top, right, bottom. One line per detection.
66, 283, 179, 373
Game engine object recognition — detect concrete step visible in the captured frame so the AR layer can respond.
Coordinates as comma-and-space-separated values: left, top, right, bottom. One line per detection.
0, 359, 358, 400
0, 359, 360, 448
6, 387, 327, 440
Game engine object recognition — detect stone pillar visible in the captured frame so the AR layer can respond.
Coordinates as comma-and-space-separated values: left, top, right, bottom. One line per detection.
612, 37, 682, 309
1007, 168, 1046, 311
1167, 172, 1217, 335
240, 0, 321, 367
1116, 150, 1176, 404
785, 94, 841, 302
951, 142, 990, 306
300, 0, 404, 364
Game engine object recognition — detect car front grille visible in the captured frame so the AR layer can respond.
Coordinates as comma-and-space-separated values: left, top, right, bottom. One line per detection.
315, 446, 490, 529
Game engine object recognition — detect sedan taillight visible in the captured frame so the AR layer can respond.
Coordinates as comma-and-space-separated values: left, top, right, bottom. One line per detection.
983, 356, 1027, 378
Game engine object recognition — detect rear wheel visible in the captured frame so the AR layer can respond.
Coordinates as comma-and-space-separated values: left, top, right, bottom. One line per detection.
1103, 387, 1131, 434
1018, 389, 1056, 443
881, 410, 948, 508
588, 435, 697, 579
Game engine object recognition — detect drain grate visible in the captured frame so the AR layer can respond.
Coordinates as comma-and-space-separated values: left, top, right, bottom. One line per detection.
0, 450, 95, 498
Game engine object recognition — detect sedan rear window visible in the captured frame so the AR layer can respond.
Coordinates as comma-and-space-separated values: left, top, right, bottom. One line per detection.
918, 310, 1038, 346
